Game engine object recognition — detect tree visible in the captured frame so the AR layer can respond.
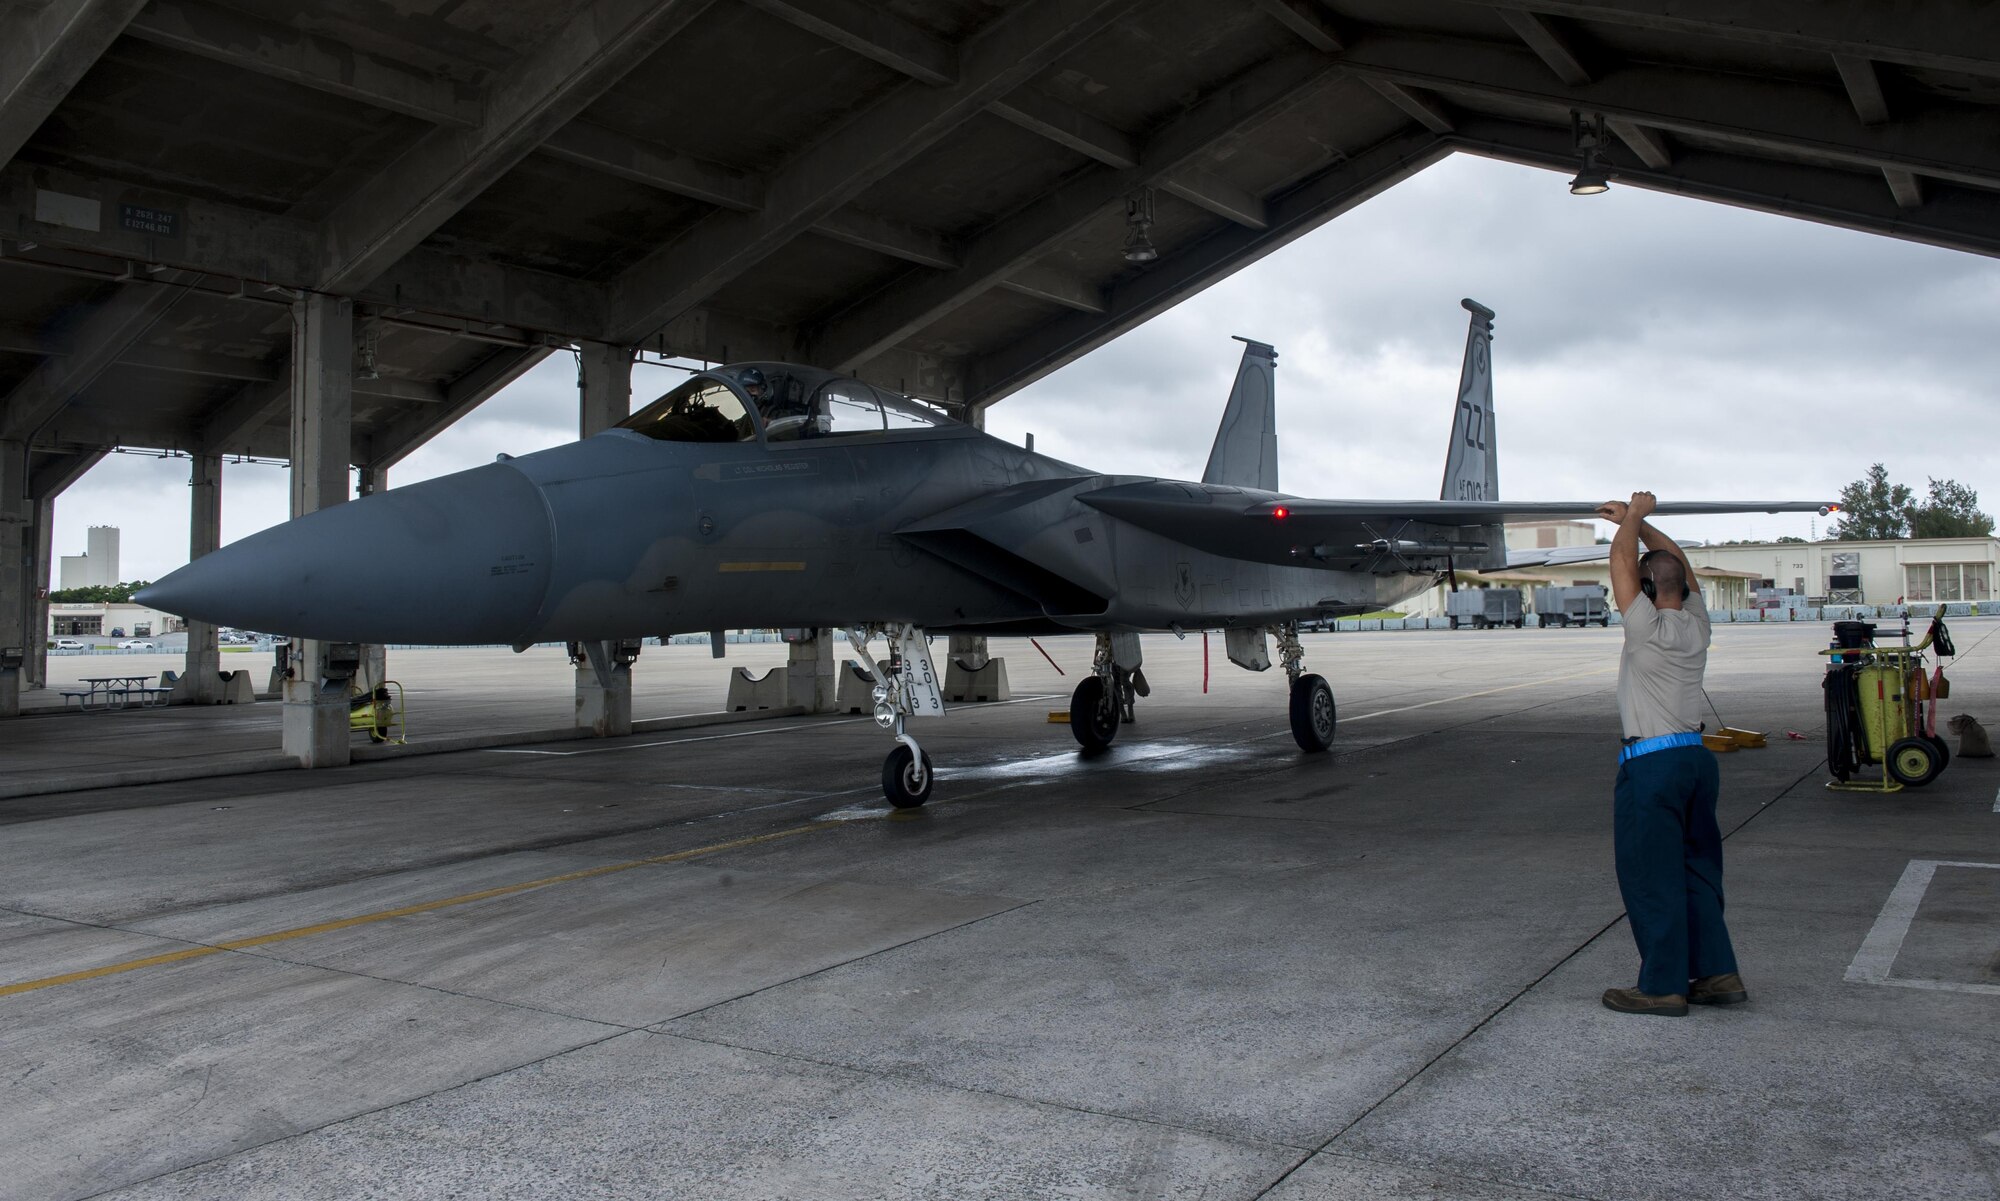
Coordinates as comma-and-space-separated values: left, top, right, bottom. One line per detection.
1908, 477, 1996, 539
1832, 464, 1912, 540
48, 580, 152, 604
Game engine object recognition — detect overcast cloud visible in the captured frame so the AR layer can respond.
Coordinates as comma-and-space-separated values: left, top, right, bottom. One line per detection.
56, 153, 2000, 583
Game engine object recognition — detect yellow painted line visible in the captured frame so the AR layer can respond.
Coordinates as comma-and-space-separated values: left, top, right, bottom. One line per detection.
0, 820, 851, 1000
717, 561, 806, 573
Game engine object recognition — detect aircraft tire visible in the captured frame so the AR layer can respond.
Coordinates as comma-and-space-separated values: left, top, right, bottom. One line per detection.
882, 744, 935, 808
1290, 674, 1336, 752
1070, 676, 1119, 750
1885, 737, 1942, 787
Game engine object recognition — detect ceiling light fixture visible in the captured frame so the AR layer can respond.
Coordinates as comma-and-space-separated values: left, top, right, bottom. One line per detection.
1569, 111, 1611, 195
1123, 189, 1158, 262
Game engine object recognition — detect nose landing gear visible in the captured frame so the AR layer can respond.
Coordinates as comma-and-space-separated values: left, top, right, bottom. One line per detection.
845, 624, 945, 807
1070, 632, 1144, 751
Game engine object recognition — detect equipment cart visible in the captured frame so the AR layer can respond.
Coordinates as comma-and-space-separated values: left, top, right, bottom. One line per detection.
1532, 584, 1610, 627
1446, 588, 1524, 629
1821, 608, 1954, 792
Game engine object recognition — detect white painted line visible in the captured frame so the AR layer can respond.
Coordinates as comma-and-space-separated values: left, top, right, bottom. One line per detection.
1846, 859, 2000, 996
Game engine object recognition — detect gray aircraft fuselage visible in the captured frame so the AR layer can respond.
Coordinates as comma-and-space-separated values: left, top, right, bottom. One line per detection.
140, 411, 1417, 647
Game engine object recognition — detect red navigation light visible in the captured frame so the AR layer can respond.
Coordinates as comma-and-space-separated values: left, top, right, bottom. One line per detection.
1272, 505, 1290, 520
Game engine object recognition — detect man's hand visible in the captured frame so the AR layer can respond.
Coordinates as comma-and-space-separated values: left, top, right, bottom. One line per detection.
1628, 490, 1657, 520
1597, 499, 1629, 523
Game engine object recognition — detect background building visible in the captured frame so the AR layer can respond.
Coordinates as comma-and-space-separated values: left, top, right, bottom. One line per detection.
58, 526, 121, 591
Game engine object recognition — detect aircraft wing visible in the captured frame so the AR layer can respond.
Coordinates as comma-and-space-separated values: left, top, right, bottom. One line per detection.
1080, 482, 1833, 569
1504, 544, 1616, 569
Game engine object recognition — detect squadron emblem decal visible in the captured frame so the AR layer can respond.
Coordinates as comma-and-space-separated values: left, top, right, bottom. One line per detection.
1175, 561, 1195, 609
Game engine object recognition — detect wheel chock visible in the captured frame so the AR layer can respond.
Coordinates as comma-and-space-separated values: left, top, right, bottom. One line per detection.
1701, 733, 1740, 753
1716, 726, 1767, 748
1048, 710, 1071, 723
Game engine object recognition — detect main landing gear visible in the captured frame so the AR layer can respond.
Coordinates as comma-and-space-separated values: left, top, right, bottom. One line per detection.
845, 624, 945, 808
1071, 632, 1146, 751
1276, 622, 1336, 752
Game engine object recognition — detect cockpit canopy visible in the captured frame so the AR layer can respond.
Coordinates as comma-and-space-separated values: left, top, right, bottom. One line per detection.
618, 362, 957, 444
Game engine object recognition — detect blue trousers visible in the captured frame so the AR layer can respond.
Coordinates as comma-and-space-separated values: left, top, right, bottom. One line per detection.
1614, 745, 1738, 996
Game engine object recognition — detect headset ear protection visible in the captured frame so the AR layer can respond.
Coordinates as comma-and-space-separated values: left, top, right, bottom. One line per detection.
1638, 549, 1690, 602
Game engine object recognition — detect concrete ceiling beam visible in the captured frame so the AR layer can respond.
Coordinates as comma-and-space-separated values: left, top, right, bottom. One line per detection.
1884, 168, 1923, 210
989, 88, 1269, 229
1833, 55, 1890, 126
1163, 169, 1270, 230
1338, 32, 2000, 192
318, 0, 719, 293
605, 0, 1144, 347
969, 129, 1448, 406
0, 163, 611, 339
813, 209, 958, 269
805, 47, 1346, 373
122, 0, 481, 127
1365, 79, 1456, 134
989, 88, 1138, 168
1454, 1, 2000, 79
0, 0, 147, 164
1606, 117, 1671, 168
535, 121, 959, 269
0, 272, 199, 441
541, 122, 762, 211
28, 446, 106, 499
195, 375, 287, 456
1448, 115, 2000, 257
1497, 9, 1592, 85
1255, 0, 1345, 54
1000, 264, 1106, 314
368, 346, 553, 468
1, 161, 319, 281
741, 0, 955, 86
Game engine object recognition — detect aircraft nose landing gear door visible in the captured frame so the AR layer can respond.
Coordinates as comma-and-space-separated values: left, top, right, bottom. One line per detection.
845, 623, 944, 808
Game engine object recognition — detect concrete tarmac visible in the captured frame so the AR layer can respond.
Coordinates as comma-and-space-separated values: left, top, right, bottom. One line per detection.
3, 623, 1997, 1200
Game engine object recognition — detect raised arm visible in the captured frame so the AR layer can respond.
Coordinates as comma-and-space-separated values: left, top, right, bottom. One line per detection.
1601, 495, 1644, 611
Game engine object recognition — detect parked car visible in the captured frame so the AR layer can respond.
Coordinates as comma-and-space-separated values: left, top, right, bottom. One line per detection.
116, 639, 157, 650
53, 638, 87, 651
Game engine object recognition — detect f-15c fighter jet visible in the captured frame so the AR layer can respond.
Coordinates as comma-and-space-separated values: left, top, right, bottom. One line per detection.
141, 300, 1831, 807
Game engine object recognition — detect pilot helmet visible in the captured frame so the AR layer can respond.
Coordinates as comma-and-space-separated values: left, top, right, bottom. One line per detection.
738, 367, 767, 400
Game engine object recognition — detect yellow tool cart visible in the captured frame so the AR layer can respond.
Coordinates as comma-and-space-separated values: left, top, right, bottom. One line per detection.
348, 681, 407, 744
1821, 607, 1954, 792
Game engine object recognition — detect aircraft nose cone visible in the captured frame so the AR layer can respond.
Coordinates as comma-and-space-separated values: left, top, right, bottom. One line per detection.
138, 463, 554, 644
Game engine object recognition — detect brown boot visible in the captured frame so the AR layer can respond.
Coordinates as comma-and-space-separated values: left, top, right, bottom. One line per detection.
1689, 973, 1748, 1005
1602, 987, 1688, 1016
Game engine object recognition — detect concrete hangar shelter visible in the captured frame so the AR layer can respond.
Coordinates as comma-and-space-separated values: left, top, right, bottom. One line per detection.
3, 0, 2000, 723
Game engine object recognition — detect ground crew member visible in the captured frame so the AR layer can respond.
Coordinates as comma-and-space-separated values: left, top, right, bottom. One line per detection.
1598, 491, 1747, 1017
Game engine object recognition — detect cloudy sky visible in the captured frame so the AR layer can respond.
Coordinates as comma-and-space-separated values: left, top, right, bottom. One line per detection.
55, 152, 2000, 584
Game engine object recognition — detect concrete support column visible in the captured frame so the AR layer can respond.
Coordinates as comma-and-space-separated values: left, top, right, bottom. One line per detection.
576, 343, 636, 735
26, 494, 53, 693
282, 295, 355, 767
353, 464, 387, 697
173, 452, 225, 703
0, 440, 29, 717
786, 631, 837, 713
578, 341, 634, 438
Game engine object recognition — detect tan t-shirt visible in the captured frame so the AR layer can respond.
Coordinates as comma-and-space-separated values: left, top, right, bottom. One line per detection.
1617, 589, 1710, 740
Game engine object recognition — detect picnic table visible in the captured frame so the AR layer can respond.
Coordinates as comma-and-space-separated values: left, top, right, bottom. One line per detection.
63, 675, 173, 711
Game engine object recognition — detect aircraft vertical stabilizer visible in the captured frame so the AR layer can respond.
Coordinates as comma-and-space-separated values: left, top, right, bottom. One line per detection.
1202, 337, 1279, 492
1440, 299, 1499, 502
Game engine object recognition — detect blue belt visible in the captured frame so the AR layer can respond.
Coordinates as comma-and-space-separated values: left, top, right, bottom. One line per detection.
1619, 730, 1704, 762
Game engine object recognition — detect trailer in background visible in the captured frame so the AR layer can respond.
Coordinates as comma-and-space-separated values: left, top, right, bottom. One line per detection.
1446, 588, 1524, 629
1533, 584, 1610, 628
